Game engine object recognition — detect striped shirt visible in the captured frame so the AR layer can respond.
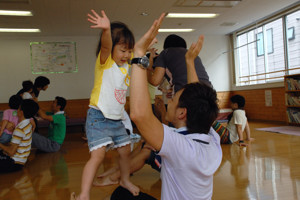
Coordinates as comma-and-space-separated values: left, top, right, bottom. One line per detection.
11, 119, 33, 165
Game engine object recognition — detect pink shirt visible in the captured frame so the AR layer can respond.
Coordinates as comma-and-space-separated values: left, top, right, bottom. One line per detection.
2, 109, 19, 134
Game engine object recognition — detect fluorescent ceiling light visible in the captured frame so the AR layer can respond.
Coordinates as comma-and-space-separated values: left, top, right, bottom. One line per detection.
167, 13, 218, 18
0, 10, 33, 16
0, 28, 40, 32
159, 29, 194, 32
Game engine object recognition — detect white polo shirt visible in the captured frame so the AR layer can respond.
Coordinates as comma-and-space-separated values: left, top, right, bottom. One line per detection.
158, 125, 222, 200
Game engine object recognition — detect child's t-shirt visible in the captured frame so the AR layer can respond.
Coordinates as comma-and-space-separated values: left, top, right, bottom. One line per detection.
2, 109, 19, 134
22, 92, 33, 99
89, 53, 131, 120
46, 111, 66, 145
11, 119, 32, 165
227, 109, 247, 143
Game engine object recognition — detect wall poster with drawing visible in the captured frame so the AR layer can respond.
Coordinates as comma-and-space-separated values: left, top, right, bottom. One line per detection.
30, 42, 77, 74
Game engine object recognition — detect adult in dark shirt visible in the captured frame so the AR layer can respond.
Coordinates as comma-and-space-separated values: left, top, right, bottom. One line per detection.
148, 34, 211, 92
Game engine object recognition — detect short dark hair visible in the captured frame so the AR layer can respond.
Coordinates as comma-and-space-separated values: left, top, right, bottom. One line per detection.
20, 99, 39, 119
55, 96, 67, 111
22, 80, 34, 92
230, 95, 245, 109
9, 95, 22, 109
178, 82, 219, 134
163, 34, 187, 49
96, 22, 135, 57
34, 76, 50, 88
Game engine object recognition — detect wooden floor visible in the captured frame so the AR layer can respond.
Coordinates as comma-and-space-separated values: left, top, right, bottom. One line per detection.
1, 121, 300, 200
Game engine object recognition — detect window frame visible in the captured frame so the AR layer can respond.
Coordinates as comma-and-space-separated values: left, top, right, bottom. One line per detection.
232, 5, 300, 89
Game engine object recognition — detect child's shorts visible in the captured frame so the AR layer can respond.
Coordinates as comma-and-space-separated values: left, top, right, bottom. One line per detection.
86, 108, 131, 152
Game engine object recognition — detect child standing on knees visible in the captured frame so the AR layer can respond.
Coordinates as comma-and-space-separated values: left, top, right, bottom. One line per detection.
71, 9, 138, 200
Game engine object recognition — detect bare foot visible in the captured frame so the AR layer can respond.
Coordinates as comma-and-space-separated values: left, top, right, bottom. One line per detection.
70, 192, 88, 200
70, 192, 77, 200
93, 176, 119, 187
97, 167, 118, 178
119, 180, 140, 196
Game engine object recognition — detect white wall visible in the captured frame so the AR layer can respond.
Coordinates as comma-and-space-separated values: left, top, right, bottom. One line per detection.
0, 34, 231, 103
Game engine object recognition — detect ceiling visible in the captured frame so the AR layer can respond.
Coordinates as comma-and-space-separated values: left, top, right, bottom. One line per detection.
0, 0, 299, 38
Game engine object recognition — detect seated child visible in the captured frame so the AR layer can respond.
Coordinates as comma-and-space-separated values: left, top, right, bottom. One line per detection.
0, 95, 22, 144
32, 96, 67, 153
212, 95, 254, 146
0, 99, 39, 173
17, 80, 34, 99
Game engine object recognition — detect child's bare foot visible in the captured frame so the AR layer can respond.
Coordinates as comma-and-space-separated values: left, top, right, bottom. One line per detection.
70, 192, 77, 200
70, 192, 88, 200
97, 167, 117, 178
93, 176, 119, 187
119, 180, 140, 196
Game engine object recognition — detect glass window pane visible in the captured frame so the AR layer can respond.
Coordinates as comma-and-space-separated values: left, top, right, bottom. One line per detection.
286, 10, 300, 75
264, 18, 285, 81
256, 32, 264, 56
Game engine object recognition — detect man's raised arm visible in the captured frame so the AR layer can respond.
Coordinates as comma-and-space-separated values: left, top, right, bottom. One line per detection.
130, 13, 165, 151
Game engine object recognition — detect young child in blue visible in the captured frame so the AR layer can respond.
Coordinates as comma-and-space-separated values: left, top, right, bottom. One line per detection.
71, 9, 138, 200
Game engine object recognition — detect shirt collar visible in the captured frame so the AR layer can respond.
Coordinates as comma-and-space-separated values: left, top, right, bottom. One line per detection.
175, 126, 188, 133
54, 111, 64, 115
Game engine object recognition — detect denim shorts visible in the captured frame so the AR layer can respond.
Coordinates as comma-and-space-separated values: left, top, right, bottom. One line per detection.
86, 108, 131, 152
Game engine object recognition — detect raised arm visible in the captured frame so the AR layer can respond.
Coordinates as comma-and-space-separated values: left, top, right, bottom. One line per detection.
130, 13, 165, 151
38, 109, 53, 122
87, 9, 111, 64
185, 35, 204, 83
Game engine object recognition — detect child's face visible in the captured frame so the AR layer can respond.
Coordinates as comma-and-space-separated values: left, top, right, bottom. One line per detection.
17, 107, 23, 119
165, 89, 184, 123
52, 99, 59, 112
112, 43, 132, 66
42, 85, 49, 91
231, 102, 238, 109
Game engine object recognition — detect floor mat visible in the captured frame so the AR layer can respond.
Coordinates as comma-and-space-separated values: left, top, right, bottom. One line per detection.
256, 126, 300, 136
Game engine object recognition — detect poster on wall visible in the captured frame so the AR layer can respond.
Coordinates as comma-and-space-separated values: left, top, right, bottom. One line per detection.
30, 42, 77, 74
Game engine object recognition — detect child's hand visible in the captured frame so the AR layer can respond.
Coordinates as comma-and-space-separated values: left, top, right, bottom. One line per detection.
185, 35, 204, 63
134, 13, 165, 57
6, 122, 15, 132
87, 9, 110, 30
239, 142, 248, 147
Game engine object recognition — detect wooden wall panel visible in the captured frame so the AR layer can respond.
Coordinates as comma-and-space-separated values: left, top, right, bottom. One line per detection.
0, 88, 286, 122
231, 87, 286, 122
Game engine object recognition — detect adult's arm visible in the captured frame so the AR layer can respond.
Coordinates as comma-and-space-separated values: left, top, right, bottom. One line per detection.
38, 109, 53, 122
130, 13, 165, 151
185, 36, 204, 83
148, 66, 166, 86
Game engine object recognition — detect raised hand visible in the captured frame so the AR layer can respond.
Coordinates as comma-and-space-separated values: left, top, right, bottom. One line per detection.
87, 9, 110, 30
134, 13, 165, 57
185, 35, 204, 62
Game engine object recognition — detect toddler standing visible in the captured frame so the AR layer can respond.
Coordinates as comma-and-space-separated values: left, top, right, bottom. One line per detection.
71, 9, 139, 200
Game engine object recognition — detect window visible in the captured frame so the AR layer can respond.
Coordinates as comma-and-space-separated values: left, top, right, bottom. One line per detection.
234, 8, 300, 86
256, 32, 264, 56
256, 29, 274, 56
287, 27, 295, 40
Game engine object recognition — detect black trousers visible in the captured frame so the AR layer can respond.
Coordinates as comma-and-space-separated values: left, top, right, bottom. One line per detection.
0, 151, 23, 173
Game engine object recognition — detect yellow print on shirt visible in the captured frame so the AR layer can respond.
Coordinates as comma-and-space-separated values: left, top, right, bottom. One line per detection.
125, 74, 130, 86
119, 67, 127, 75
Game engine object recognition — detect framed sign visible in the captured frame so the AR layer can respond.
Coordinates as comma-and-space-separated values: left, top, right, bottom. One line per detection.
30, 42, 77, 74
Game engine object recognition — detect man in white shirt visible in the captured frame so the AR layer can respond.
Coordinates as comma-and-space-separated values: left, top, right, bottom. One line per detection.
129, 14, 222, 200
